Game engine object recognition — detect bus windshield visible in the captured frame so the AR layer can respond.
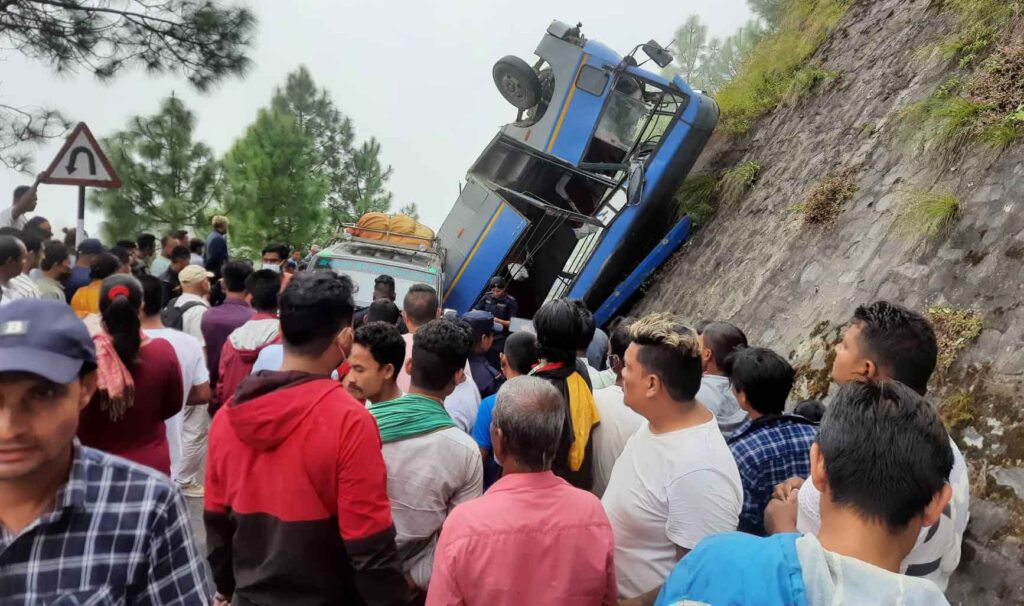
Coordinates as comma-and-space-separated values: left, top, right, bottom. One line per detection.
314, 256, 439, 307
593, 90, 649, 152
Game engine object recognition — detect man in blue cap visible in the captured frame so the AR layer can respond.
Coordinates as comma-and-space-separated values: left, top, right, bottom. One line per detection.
64, 237, 103, 303
474, 276, 518, 366
463, 309, 505, 398
0, 300, 210, 602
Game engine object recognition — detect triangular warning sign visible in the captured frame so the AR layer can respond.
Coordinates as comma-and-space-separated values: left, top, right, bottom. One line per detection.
41, 123, 121, 188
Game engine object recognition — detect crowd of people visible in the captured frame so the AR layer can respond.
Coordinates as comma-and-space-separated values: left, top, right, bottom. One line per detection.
0, 182, 969, 606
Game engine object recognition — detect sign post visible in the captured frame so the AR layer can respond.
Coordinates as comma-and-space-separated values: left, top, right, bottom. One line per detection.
39, 122, 121, 246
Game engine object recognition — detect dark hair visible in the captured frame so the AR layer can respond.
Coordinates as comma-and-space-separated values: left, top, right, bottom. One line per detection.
244, 269, 281, 312
138, 274, 165, 317
818, 380, 953, 531
13, 185, 30, 202
367, 298, 401, 324
571, 300, 596, 351
851, 301, 937, 395
18, 230, 41, 255
0, 235, 24, 264
794, 399, 826, 423
609, 316, 636, 359
137, 233, 157, 251
189, 237, 205, 254
25, 216, 51, 236
172, 229, 188, 241
629, 313, 703, 402
354, 321, 406, 376
411, 319, 473, 391
728, 347, 795, 416
280, 272, 355, 355
90, 253, 121, 281
221, 260, 253, 293
99, 275, 143, 366
403, 283, 439, 326
533, 299, 582, 364
109, 246, 131, 268
374, 274, 397, 300
169, 245, 191, 263
160, 233, 177, 247
116, 239, 137, 251
503, 331, 539, 375
261, 243, 290, 260
702, 321, 748, 373
40, 241, 70, 271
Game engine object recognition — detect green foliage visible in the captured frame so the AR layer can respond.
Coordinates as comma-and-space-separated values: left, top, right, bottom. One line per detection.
719, 161, 762, 205
783, 64, 839, 105
272, 66, 393, 233
901, 87, 989, 150
674, 173, 720, 227
941, 392, 977, 431
90, 96, 220, 242
922, 0, 1020, 67
796, 170, 858, 227
716, 0, 851, 133
925, 306, 984, 371
398, 203, 421, 221
0, 0, 254, 171
663, 17, 765, 93
221, 110, 329, 252
748, 0, 785, 28
891, 190, 962, 240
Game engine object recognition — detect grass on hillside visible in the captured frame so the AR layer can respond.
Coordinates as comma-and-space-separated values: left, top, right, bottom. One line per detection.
674, 173, 720, 227
920, 0, 1021, 68
783, 64, 840, 106
924, 306, 984, 371
716, 0, 852, 133
891, 189, 962, 240
796, 169, 859, 227
718, 161, 762, 205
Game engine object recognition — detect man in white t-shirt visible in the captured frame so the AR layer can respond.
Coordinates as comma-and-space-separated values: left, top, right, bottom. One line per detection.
591, 318, 644, 498
173, 265, 211, 346
602, 313, 742, 600
397, 283, 480, 432
139, 275, 211, 497
765, 301, 970, 591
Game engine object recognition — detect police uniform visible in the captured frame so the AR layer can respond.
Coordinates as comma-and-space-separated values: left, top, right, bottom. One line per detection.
475, 291, 517, 367
469, 353, 504, 399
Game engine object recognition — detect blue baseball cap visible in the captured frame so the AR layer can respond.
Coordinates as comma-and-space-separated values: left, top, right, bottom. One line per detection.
0, 300, 96, 383
462, 309, 495, 339
77, 238, 103, 255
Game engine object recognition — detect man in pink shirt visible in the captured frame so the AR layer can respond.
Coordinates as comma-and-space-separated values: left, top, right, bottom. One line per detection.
426, 376, 617, 606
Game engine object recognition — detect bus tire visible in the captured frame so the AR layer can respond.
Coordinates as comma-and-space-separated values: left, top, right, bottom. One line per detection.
493, 56, 542, 110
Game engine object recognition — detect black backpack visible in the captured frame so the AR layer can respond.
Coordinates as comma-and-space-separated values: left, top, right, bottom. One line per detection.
161, 298, 207, 331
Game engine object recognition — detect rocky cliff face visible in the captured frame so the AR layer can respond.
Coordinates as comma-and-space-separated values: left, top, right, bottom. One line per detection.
635, 0, 1024, 602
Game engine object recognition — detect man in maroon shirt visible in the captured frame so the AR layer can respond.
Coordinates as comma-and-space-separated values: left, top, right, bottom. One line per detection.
200, 260, 253, 413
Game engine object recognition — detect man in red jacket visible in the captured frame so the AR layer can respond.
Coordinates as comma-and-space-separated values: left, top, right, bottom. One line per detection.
205, 271, 407, 606
215, 269, 281, 406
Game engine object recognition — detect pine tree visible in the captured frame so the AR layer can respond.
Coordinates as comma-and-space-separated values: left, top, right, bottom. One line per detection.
747, 0, 784, 28
1, 0, 254, 170
221, 110, 328, 252
90, 96, 220, 242
341, 138, 394, 221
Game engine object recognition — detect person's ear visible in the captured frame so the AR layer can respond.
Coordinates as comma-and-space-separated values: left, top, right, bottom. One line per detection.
491, 425, 505, 463
79, 371, 98, 410
809, 442, 827, 494
454, 367, 466, 385
404, 357, 413, 376
383, 363, 395, 382
499, 353, 510, 376
922, 483, 953, 528
645, 373, 660, 399
862, 359, 879, 381
434, 308, 441, 319
735, 389, 752, 413
336, 326, 354, 357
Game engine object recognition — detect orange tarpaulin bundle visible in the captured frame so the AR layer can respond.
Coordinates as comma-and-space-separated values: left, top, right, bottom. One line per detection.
348, 213, 435, 247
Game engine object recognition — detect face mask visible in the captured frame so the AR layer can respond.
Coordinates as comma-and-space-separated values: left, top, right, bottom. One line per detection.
261, 263, 281, 273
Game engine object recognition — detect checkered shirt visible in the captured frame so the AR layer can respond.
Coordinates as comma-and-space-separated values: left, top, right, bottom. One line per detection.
728, 415, 818, 536
0, 441, 212, 604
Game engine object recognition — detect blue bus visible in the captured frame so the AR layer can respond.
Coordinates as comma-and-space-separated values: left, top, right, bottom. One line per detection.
437, 20, 718, 324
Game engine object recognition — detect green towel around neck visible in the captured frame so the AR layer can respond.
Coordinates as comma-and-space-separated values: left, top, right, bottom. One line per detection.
368, 393, 455, 443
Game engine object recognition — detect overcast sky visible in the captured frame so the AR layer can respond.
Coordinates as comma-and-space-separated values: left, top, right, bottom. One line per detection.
1, 0, 751, 238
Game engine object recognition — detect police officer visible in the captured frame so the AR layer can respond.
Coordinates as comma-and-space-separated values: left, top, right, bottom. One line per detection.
475, 276, 518, 366
462, 309, 505, 398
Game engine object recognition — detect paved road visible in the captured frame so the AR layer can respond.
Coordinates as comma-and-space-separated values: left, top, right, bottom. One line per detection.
186, 495, 206, 554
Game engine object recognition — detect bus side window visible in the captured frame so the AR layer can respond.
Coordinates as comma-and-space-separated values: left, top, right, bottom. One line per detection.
576, 65, 609, 96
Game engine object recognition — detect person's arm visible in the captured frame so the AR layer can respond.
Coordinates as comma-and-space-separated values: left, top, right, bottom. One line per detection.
423, 524, 466, 606
143, 483, 215, 603
764, 491, 799, 534
161, 351, 185, 421
507, 297, 518, 320
206, 234, 227, 270
602, 528, 618, 606
665, 469, 739, 553
188, 382, 212, 406
338, 411, 408, 605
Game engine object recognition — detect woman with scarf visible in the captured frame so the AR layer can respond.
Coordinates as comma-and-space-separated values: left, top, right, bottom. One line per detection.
78, 274, 183, 475
530, 298, 601, 490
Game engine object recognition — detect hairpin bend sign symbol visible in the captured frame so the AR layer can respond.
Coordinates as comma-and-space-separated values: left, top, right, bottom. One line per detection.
40, 122, 121, 188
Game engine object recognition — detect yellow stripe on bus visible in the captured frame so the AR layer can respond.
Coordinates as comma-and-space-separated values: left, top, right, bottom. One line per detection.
546, 55, 589, 153
444, 203, 505, 301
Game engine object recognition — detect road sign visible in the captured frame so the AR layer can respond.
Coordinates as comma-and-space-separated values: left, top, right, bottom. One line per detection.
40, 122, 121, 188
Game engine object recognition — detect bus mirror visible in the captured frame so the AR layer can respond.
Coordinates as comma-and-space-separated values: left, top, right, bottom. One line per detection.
627, 161, 645, 206
642, 41, 674, 69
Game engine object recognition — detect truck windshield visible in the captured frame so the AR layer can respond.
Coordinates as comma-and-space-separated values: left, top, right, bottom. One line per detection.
314, 256, 439, 307
594, 89, 649, 152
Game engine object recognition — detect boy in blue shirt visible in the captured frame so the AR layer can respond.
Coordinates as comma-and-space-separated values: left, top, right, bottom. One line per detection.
654, 380, 953, 606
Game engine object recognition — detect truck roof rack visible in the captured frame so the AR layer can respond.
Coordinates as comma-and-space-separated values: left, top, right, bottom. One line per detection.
327, 223, 441, 252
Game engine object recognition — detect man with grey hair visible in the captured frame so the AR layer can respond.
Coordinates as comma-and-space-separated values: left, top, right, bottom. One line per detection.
426, 376, 617, 605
